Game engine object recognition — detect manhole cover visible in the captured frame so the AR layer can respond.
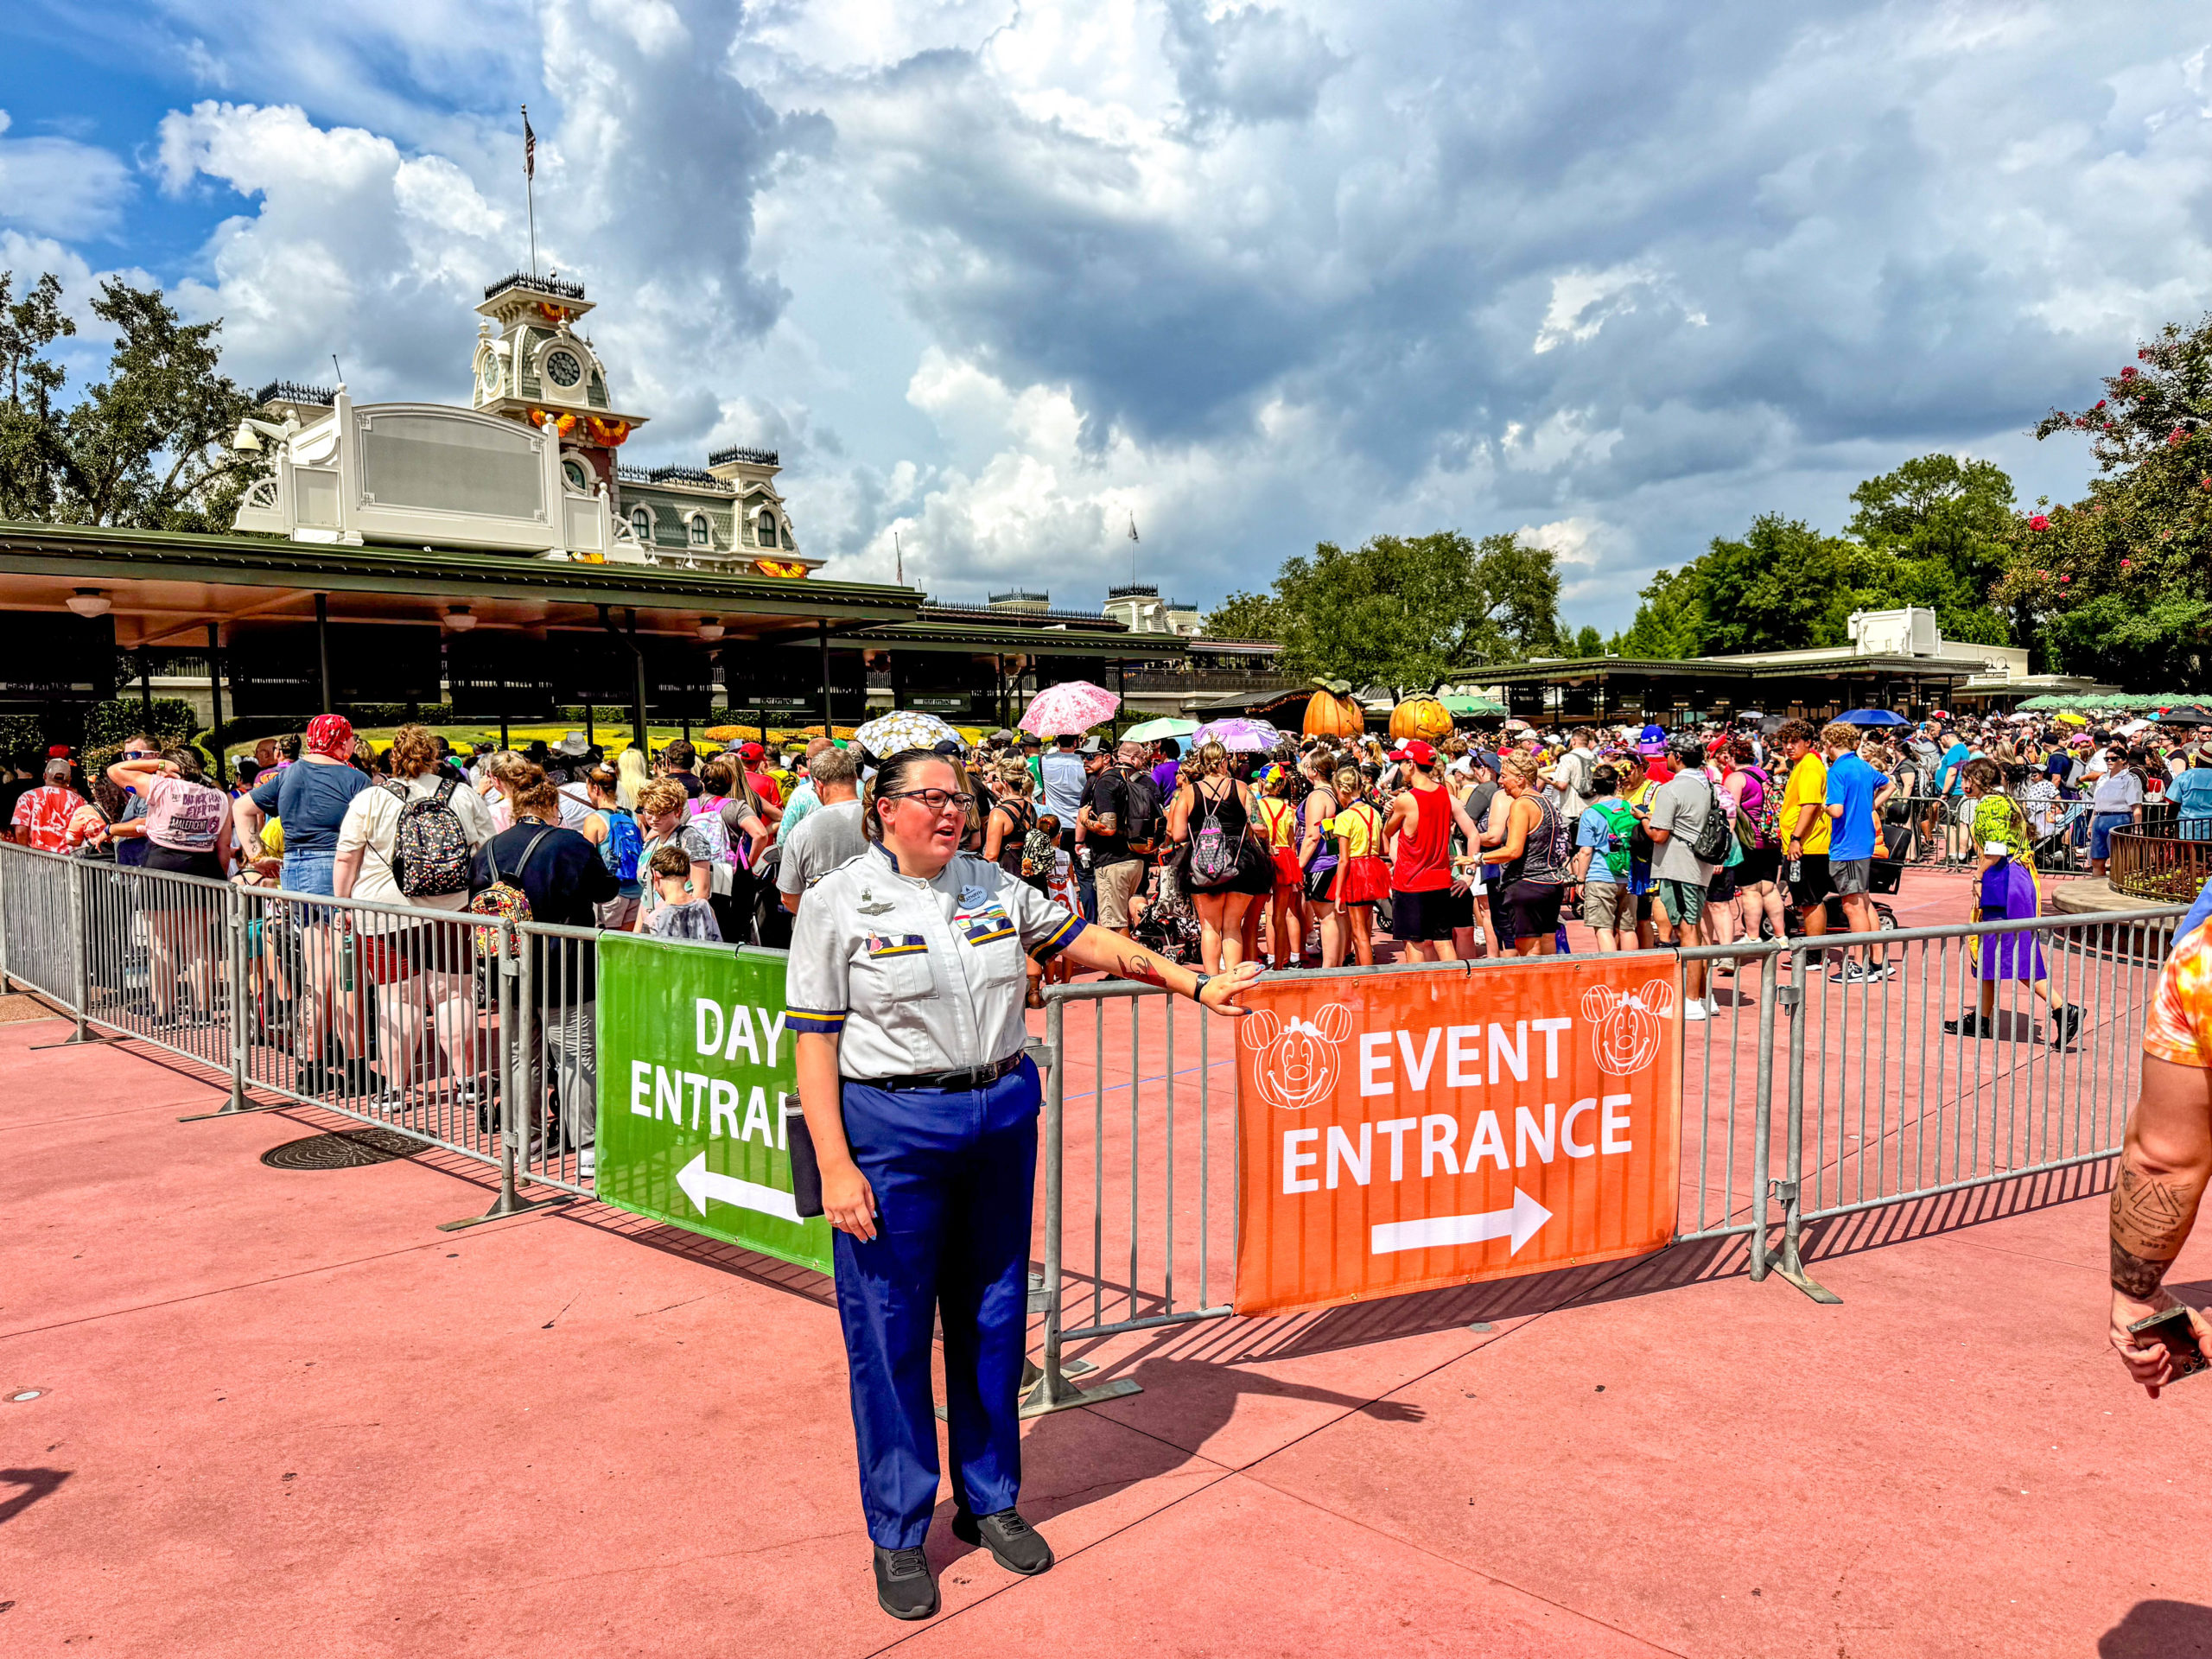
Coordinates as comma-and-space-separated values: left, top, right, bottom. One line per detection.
261, 1128, 428, 1170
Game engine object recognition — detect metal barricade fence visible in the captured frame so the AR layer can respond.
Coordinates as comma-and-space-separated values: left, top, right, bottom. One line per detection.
0, 843, 82, 1010
1764, 901, 2180, 1299
0, 842, 2193, 1382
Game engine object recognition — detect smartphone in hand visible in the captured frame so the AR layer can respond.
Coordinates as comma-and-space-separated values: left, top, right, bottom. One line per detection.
2128, 1306, 2211, 1383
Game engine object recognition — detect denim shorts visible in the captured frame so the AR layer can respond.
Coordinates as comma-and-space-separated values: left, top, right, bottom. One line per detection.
281, 849, 337, 896
2089, 812, 2133, 861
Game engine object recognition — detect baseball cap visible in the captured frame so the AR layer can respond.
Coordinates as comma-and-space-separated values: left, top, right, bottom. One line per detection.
1471, 749, 1502, 772
1075, 736, 1104, 756
1391, 738, 1436, 766
738, 741, 765, 761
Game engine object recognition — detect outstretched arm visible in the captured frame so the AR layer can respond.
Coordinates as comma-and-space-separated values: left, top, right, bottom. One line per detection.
1059, 927, 1262, 1013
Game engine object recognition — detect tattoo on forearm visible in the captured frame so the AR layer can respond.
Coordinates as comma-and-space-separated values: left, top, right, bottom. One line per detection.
1110, 947, 1169, 988
2113, 1166, 2196, 1255
2113, 1238, 2172, 1300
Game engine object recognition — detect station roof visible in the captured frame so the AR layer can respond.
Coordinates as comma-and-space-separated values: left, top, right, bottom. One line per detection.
0, 521, 919, 648
1471, 652, 1986, 685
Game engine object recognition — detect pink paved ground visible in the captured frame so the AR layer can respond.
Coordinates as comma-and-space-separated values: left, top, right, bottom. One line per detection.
3, 873, 2210, 1657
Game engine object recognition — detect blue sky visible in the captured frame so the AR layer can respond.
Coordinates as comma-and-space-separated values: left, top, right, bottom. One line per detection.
3, 2, 2209, 633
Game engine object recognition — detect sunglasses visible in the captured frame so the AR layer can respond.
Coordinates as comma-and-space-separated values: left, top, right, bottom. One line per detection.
124, 749, 152, 760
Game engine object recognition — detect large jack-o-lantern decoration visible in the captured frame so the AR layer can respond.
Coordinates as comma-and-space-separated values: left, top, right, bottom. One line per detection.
1239, 1002, 1354, 1111
1389, 696, 1454, 743
1301, 678, 1365, 740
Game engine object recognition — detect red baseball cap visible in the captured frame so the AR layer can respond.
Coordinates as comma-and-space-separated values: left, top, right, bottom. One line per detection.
1391, 739, 1436, 766
738, 741, 765, 761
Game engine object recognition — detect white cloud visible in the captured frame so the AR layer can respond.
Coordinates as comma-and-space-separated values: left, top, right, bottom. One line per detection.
30, 0, 2212, 632
0, 111, 133, 240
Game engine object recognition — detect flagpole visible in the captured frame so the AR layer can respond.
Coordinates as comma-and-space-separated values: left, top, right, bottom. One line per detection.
522, 105, 538, 278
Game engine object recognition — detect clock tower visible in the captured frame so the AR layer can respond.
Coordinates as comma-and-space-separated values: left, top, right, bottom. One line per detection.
470, 272, 648, 495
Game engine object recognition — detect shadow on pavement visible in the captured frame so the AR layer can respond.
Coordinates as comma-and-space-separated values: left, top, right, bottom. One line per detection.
1799, 1161, 2110, 1266
0, 1468, 70, 1526
2101, 1599, 2212, 1657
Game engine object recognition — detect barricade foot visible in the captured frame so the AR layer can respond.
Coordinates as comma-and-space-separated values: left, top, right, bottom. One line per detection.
177, 1096, 292, 1122
1018, 1357, 1141, 1419
1771, 1262, 1842, 1303
30, 1028, 130, 1052
437, 1187, 573, 1231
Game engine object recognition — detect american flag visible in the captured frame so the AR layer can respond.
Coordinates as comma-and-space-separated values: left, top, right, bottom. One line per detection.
522, 105, 536, 179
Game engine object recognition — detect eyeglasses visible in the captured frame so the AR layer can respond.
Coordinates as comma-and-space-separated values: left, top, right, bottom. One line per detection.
884, 787, 968, 816
123, 749, 151, 760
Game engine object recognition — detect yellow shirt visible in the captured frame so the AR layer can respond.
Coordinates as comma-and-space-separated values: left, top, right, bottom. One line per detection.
1254, 795, 1296, 851
1332, 801, 1385, 859
1781, 753, 1831, 855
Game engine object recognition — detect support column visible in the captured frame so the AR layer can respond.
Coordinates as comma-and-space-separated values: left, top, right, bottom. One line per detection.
629, 610, 649, 752
206, 622, 225, 737
315, 593, 333, 715
138, 648, 154, 726
818, 621, 834, 737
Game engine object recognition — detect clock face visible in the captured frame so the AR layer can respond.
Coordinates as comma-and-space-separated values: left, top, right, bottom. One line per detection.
544, 348, 583, 389
479, 358, 500, 395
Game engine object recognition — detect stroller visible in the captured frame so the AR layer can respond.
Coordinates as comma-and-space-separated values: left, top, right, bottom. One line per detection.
1128, 857, 1203, 965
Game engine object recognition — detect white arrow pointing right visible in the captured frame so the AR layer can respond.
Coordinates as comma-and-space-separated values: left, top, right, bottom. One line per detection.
675, 1152, 802, 1224
1370, 1188, 1553, 1256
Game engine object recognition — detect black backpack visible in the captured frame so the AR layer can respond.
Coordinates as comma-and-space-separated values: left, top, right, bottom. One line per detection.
1689, 775, 1734, 865
1119, 766, 1164, 853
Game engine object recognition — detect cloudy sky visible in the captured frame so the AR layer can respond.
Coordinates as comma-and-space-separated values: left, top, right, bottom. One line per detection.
3, 2, 2208, 630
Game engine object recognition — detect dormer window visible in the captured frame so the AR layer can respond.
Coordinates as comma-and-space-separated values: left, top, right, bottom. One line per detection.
757, 509, 780, 549
689, 513, 710, 547
630, 506, 652, 542
562, 458, 589, 492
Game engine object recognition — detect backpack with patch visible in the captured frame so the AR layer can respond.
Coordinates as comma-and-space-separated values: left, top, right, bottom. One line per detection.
1119, 766, 1164, 854
1589, 800, 1637, 880
1689, 775, 1734, 865
384, 777, 473, 899
1186, 784, 1248, 889
466, 828, 550, 957
1744, 766, 1781, 849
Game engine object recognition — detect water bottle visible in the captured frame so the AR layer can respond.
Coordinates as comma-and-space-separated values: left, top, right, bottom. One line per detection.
1786, 854, 1802, 886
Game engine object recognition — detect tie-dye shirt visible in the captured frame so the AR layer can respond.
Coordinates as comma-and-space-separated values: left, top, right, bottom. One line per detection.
2144, 927, 2212, 1070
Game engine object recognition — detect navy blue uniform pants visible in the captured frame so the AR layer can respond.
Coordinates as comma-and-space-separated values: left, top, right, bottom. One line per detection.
833, 1058, 1039, 1550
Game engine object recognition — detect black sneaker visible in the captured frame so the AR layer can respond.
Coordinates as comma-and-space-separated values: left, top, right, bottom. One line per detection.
951, 1508, 1054, 1575
1942, 1011, 1992, 1038
873, 1545, 938, 1620
2052, 1004, 2083, 1050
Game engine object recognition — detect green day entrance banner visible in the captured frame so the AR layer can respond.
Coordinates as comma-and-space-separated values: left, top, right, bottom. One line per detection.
594, 935, 833, 1275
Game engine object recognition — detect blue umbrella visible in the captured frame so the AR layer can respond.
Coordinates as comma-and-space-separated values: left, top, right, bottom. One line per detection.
1837, 708, 1909, 728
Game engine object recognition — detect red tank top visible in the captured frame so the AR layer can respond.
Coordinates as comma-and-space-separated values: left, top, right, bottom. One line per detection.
1392, 783, 1452, 892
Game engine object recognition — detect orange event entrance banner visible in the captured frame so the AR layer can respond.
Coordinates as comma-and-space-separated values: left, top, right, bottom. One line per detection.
1233, 957, 1683, 1316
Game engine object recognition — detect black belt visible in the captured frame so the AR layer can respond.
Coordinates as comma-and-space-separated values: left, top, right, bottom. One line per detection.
859, 1053, 1026, 1093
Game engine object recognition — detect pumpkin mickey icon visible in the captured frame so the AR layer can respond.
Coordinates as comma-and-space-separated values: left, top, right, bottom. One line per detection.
1238, 1003, 1353, 1111
1582, 979, 1675, 1077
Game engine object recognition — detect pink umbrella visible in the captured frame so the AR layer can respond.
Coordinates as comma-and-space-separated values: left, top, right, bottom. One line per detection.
1019, 679, 1121, 737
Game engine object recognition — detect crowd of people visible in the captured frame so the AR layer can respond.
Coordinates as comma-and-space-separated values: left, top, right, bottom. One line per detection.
3, 701, 2205, 1137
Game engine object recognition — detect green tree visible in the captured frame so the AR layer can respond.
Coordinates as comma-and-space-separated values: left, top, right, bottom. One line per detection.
0, 270, 264, 531
1994, 315, 2212, 690
1201, 588, 1285, 640
1570, 624, 1604, 658
1696, 513, 1859, 654
1265, 530, 1562, 687
1609, 564, 1706, 659
1845, 454, 2015, 644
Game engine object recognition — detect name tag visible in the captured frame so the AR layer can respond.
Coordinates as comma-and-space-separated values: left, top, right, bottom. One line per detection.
866, 933, 929, 958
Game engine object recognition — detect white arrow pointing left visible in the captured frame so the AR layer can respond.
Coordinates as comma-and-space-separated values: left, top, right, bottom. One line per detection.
675, 1152, 801, 1224
1370, 1188, 1553, 1256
